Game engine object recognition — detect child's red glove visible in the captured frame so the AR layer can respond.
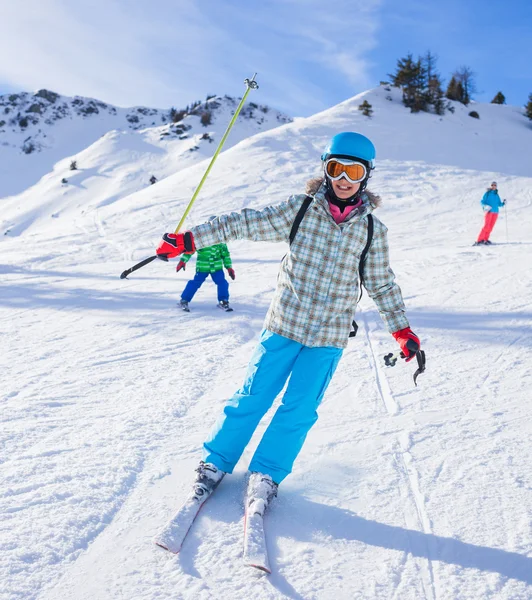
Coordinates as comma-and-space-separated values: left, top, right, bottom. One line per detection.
156, 232, 195, 260
227, 268, 235, 280
176, 261, 186, 272
392, 327, 420, 362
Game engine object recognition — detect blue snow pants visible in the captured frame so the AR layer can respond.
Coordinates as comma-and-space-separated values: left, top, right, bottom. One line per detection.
181, 270, 229, 303
203, 330, 343, 483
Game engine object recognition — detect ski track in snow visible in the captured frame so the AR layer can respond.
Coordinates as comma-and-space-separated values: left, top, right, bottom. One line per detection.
362, 310, 436, 600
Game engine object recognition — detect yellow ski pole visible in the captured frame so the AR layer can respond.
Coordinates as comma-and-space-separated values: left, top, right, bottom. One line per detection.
120, 74, 258, 279
174, 74, 258, 234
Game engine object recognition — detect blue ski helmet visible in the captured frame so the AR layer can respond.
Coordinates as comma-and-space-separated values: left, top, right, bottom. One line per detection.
321, 132, 376, 169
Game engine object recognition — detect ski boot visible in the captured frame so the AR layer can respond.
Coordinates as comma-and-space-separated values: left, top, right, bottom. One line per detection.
192, 461, 225, 501
217, 300, 233, 312
246, 472, 278, 518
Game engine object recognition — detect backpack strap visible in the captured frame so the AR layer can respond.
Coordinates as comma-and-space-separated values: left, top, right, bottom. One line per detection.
349, 214, 374, 338
358, 214, 374, 292
289, 195, 313, 245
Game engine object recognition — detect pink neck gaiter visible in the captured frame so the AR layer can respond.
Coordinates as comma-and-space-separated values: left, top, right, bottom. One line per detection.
327, 198, 363, 224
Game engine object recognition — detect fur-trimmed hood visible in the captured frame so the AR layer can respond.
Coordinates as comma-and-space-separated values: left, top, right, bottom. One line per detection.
305, 177, 382, 208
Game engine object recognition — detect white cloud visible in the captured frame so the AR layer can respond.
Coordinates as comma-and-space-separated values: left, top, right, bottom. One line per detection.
0, 0, 383, 115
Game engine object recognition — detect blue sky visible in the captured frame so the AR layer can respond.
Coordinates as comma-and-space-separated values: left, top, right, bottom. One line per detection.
0, 0, 530, 116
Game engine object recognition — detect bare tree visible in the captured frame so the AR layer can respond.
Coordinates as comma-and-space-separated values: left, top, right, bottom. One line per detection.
454, 66, 476, 105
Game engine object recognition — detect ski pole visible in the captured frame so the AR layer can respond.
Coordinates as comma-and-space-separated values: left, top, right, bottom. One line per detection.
120, 74, 259, 280
504, 200, 508, 243
383, 349, 426, 386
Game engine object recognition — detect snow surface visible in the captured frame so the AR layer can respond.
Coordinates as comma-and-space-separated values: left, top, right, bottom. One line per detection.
1, 85, 532, 600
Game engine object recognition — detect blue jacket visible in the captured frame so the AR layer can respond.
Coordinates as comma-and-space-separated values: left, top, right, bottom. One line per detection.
481, 189, 504, 213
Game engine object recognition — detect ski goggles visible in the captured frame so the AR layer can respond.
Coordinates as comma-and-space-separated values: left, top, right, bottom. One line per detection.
324, 158, 368, 184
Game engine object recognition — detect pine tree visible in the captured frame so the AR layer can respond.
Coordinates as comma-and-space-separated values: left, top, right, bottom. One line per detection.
423, 51, 438, 86
456, 80, 465, 104
446, 76, 459, 101
417, 52, 446, 114
389, 54, 413, 86
389, 54, 427, 112
446, 77, 466, 104
170, 107, 186, 123
430, 75, 446, 115
525, 93, 532, 120
491, 91, 506, 104
200, 111, 212, 127
358, 100, 373, 117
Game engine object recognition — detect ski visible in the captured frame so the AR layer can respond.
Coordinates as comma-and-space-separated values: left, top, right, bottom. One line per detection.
154, 493, 206, 553
243, 503, 271, 573
154, 462, 224, 553
242, 472, 277, 574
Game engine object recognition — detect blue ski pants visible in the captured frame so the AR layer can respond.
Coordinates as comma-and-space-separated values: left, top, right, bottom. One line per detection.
203, 330, 343, 483
181, 270, 229, 303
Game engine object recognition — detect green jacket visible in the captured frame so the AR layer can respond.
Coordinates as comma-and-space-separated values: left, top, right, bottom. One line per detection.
180, 243, 232, 273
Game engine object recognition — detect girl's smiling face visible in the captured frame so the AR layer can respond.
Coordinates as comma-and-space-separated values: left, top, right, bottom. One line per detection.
330, 177, 361, 199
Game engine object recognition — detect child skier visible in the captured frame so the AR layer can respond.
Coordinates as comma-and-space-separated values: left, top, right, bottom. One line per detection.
474, 181, 506, 245
176, 243, 235, 312
155, 132, 420, 547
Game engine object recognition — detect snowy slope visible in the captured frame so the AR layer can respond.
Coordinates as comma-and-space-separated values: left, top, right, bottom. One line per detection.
0, 89, 291, 203
1, 86, 532, 600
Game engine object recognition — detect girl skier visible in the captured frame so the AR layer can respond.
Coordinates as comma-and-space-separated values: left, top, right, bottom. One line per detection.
156, 132, 420, 517
176, 242, 235, 312
474, 181, 506, 245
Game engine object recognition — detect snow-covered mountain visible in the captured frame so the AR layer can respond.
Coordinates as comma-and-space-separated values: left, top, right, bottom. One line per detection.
0, 89, 292, 200
3, 84, 530, 241
1, 84, 531, 600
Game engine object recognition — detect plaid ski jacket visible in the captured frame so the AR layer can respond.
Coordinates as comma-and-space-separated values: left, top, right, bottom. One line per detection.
190, 181, 409, 348
179, 243, 232, 273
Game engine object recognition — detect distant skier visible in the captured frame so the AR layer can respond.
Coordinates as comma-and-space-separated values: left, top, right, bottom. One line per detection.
155, 132, 420, 539
474, 181, 505, 245
176, 242, 235, 312
149, 175, 157, 185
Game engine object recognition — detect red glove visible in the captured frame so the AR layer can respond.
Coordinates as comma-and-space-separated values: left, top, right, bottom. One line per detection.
392, 327, 420, 362
156, 232, 195, 260
176, 261, 186, 272
226, 268, 235, 280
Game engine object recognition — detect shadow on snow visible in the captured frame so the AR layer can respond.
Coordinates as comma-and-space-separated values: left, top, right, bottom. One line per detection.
271, 494, 532, 587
